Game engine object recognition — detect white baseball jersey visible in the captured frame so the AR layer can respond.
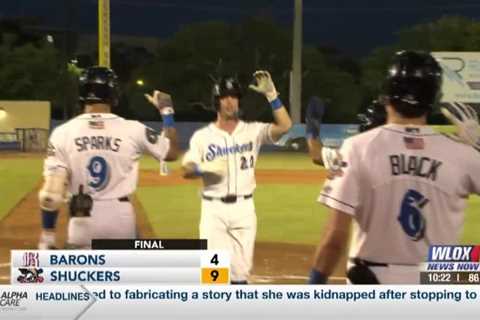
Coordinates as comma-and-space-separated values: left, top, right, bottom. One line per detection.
44, 113, 170, 200
318, 123, 480, 265
182, 121, 273, 196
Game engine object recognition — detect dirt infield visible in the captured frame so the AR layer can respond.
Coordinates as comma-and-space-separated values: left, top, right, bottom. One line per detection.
0, 168, 336, 284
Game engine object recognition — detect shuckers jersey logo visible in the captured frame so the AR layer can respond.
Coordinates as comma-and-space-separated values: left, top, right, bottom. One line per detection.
205, 142, 253, 161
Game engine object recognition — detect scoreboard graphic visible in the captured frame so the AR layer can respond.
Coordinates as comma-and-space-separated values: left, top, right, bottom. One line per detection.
10, 240, 230, 285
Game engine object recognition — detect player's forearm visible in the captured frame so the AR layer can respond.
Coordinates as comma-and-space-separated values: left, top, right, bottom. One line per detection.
312, 230, 349, 277
38, 171, 68, 249
270, 107, 293, 142
310, 209, 351, 283
307, 138, 324, 166
273, 107, 293, 132
163, 128, 179, 161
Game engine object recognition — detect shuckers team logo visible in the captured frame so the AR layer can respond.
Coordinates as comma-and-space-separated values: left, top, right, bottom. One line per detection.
428, 245, 480, 262
16, 268, 44, 283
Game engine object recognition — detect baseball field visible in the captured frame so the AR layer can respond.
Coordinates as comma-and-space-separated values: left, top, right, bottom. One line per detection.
1, 150, 479, 284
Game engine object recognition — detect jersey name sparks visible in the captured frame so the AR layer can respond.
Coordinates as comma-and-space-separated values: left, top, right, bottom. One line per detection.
75, 136, 122, 153
205, 142, 253, 161
389, 154, 443, 181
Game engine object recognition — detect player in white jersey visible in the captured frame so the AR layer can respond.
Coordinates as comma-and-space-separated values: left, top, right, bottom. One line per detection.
308, 51, 480, 284
182, 71, 292, 284
38, 66, 179, 249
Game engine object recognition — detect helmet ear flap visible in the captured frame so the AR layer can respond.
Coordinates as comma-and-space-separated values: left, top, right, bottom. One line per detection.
211, 83, 220, 111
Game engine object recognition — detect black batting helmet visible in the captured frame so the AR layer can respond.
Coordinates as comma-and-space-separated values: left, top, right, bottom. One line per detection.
212, 76, 242, 110
357, 99, 386, 132
383, 50, 442, 118
78, 66, 119, 107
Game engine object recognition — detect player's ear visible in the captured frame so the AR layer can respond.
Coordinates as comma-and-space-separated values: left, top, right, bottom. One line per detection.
385, 104, 395, 117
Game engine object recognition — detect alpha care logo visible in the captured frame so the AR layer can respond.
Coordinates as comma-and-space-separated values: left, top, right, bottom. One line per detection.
0, 291, 28, 311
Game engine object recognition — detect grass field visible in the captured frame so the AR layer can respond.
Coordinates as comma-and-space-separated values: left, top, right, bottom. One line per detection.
136, 183, 326, 245
0, 156, 43, 220
0, 151, 479, 245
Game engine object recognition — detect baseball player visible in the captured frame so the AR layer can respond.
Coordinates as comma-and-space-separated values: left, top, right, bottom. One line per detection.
308, 51, 480, 284
181, 71, 292, 284
306, 98, 387, 170
305, 97, 328, 167
38, 66, 179, 249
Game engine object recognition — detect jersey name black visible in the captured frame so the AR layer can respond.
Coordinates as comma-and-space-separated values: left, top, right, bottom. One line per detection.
389, 154, 443, 181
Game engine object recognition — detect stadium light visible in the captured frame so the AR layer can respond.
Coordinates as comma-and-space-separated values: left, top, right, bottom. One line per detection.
0, 107, 6, 120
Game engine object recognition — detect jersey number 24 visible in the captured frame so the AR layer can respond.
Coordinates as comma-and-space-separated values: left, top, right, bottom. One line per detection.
240, 155, 254, 170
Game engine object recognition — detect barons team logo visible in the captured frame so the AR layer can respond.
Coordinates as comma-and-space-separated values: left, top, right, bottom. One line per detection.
16, 252, 44, 284
21, 252, 39, 267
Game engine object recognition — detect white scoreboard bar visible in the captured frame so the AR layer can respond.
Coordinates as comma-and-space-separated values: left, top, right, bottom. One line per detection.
11, 250, 230, 285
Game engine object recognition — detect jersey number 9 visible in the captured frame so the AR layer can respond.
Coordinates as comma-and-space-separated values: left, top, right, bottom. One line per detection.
87, 156, 110, 191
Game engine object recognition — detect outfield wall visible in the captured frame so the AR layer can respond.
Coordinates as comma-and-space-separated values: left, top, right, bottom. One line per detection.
0, 101, 51, 132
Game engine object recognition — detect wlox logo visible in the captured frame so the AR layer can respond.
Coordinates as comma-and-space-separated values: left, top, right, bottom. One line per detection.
428, 245, 480, 262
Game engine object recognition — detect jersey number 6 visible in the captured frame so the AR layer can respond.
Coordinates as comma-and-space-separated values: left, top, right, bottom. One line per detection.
398, 189, 428, 241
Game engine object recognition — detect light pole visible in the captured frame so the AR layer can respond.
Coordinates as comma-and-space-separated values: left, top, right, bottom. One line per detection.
290, 0, 303, 124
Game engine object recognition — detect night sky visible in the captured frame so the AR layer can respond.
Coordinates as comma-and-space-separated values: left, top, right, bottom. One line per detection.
1, 0, 480, 56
